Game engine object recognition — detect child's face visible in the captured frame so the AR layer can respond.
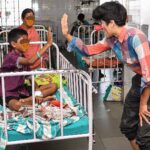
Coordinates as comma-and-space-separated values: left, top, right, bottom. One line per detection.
12, 35, 30, 53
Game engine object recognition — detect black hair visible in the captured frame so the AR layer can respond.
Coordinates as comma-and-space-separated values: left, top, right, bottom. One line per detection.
8, 28, 28, 46
21, 8, 35, 19
77, 13, 85, 22
92, 1, 127, 26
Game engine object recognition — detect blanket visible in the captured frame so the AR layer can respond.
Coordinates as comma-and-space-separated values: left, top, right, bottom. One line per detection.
0, 86, 87, 149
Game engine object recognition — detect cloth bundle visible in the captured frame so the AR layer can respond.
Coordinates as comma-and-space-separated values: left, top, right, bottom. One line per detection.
35, 73, 67, 88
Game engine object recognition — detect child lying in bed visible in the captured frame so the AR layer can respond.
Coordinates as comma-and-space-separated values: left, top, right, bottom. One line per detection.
0, 28, 57, 111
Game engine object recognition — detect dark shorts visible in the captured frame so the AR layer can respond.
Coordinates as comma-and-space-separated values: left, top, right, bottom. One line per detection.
120, 74, 150, 150
0, 96, 19, 106
0, 86, 32, 106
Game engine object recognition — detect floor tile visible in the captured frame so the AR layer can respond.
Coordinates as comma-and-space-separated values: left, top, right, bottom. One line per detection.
102, 137, 132, 150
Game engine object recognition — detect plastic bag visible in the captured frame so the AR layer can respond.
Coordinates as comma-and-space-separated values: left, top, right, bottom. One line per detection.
103, 84, 122, 101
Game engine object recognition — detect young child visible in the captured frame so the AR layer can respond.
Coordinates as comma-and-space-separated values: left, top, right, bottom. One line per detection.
0, 28, 57, 111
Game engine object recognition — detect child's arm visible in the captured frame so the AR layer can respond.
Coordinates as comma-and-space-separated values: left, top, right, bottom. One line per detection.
19, 27, 52, 65
139, 87, 150, 126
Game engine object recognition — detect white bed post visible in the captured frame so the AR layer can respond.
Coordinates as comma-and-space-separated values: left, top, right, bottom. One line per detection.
87, 73, 93, 150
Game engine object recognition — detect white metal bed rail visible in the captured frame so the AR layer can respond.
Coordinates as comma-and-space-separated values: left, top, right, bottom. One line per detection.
36, 28, 57, 43
88, 50, 123, 84
77, 25, 93, 44
0, 41, 60, 69
0, 28, 57, 45
34, 25, 46, 30
90, 29, 105, 45
0, 41, 74, 71
0, 25, 46, 32
0, 69, 93, 150
0, 29, 74, 70
77, 25, 105, 45
0, 30, 10, 43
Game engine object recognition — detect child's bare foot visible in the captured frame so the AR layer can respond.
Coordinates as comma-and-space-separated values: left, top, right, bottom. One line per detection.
8, 99, 22, 111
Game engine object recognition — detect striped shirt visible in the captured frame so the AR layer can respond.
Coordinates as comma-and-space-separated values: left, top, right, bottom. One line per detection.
68, 26, 150, 89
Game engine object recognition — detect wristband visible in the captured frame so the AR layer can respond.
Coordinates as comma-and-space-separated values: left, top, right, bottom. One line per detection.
37, 52, 41, 58
35, 91, 43, 97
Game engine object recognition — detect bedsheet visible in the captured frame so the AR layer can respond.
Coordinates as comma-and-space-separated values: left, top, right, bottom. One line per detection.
0, 86, 89, 150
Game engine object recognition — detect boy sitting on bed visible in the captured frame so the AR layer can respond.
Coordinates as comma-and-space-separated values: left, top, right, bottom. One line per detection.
0, 28, 57, 111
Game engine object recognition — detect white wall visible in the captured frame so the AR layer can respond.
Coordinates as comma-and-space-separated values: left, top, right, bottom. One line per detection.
33, 0, 98, 45
100, 0, 126, 5
140, 0, 150, 24
33, 0, 78, 44
140, 0, 150, 40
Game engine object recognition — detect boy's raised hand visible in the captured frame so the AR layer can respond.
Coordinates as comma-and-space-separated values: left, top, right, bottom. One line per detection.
61, 14, 69, 37
47, 26, 53, 46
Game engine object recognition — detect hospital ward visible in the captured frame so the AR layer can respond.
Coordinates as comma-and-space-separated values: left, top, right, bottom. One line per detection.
0, 0, 150, 150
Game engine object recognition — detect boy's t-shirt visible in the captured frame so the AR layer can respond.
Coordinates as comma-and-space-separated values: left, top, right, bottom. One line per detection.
0, 50, 30, 98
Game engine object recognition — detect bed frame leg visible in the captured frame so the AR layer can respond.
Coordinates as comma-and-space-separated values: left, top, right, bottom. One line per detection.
88, 135, 93, 150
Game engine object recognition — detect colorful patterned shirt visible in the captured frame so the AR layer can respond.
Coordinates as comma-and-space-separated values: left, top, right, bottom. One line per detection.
68, 26, 150, 89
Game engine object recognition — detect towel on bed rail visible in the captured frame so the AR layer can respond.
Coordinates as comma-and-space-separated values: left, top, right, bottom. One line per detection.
0, 86, 87, 149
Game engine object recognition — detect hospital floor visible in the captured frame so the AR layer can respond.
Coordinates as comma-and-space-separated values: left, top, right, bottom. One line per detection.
7, 49, 132, 150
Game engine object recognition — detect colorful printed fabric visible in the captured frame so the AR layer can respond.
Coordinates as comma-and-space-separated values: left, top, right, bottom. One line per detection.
68, 26, 150, 90
40, 103, 74, 120
35, 73, 67, 88
0, 86, 87, 149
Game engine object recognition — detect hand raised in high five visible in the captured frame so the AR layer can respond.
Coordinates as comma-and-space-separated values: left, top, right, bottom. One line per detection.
61, 14, 69, 36
61, 14, 73, 42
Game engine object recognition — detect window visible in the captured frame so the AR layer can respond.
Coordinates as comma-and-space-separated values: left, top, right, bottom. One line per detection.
0, 0, 32, 27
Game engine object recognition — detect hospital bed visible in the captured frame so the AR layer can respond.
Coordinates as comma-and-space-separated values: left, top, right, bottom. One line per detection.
0, 29, 93, 150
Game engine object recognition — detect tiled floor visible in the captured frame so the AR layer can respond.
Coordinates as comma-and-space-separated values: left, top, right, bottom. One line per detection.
92, 94, 132, 150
